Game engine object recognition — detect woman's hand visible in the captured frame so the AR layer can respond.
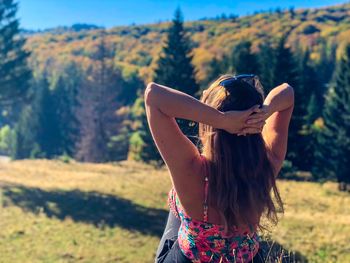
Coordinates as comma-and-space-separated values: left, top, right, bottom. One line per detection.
221, 104, 269, 135
239, 104, 270, 136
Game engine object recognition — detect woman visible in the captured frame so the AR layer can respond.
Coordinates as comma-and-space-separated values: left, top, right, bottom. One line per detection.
146, 74, 294, 262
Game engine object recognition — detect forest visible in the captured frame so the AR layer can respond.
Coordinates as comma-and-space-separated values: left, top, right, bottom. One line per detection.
0, 1, 350, 189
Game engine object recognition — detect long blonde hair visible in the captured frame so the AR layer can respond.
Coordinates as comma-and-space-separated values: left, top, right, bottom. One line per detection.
199, 74, 283, 234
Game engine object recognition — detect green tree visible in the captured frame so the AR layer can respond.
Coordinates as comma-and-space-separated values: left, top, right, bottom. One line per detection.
258, 41, 276, 92
52, 63, 81, 157
317, 39, 337, 88
0, 124, 13, 155
202, 53, 232, 91
301, 49, 323, 127
273, 35, 299, 88
12, 104, 38, 159
108, 106, 133, 161
305, 94, 319, 126
298, 49, 314, 111
315, 44, 350, 191
12, 77, 56, 159
128, 97, 161, 165
119, 70, 142, 106
154, 8, 198, 95
300, 43, 336, 174
154, 8, 199, 146
0, 0, 31, 104
203, 57, 225, 89
273, 35, 301, 169
231, 40, 259, 75
314, 40, 337, 113
297, 48, 321, 170
35, 77, 61, 158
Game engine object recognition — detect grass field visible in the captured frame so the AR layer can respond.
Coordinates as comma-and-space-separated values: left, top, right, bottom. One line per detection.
0, 159, 349, 263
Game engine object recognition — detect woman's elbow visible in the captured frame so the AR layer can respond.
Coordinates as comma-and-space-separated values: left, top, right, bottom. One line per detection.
283, 83, 295, 106
144, 82, 158, 106
288, 84, 295, 106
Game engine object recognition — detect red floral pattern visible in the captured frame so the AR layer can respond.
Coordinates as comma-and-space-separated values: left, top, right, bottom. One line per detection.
168, 187, 260, 262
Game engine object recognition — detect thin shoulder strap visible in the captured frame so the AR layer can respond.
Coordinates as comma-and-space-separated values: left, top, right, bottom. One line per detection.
202, 155, 209, 222
203, 174, 209, 222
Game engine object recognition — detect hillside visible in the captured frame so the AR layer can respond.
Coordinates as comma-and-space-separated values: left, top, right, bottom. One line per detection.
0, 159, 349, 262
0, 160, 169, 262
25, 3, 350, 84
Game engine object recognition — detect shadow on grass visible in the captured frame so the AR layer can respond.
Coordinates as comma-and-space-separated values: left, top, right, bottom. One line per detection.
1, 183, 168, 237
253, 239, 308, 263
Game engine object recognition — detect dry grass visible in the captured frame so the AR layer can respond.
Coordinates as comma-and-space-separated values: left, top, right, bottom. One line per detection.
0, 159, 349, 262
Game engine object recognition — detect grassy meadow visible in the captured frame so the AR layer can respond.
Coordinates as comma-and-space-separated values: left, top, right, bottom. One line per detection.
0, 159, 349, 263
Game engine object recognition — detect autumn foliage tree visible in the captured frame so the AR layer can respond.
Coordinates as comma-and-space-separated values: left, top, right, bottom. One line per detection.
75, 34, 124, 162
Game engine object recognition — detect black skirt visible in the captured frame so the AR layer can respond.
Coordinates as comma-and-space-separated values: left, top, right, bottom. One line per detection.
155, 211, 192, 263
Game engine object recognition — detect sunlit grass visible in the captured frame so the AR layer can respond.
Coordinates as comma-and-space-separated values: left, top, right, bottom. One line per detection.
0, 159, 349, 262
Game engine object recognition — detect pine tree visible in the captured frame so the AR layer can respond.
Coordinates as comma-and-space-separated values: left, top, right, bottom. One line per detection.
315, 44, 350, 191
128, 97, 162, 165
0, 0, 31, 104
118, 70, 142, 106
299, 49, 317, 113
154, 8, 198, 95
314, 40, 337, 112
154, 8, 199, 144
108, 106, 133, 161
231, 40, 259, 75
52, 63, 81, 156
258, 41, 276, 92
273, 35, 302, 169
289, 7, 295, 20
204, 57, 224, 87
304, 42, 336, 174
305, 94, 319, 125
297, 48, 321, 170
35, 77, 61, 158
0, 124, 13, 155
12, 77, 59, 159
202, 54, 230, 89
273, 35, 299, 88
12, 104, 38, 159
317, 39, 337, 88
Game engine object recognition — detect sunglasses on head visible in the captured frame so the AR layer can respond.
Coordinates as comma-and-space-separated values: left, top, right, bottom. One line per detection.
219, 74, 262, 91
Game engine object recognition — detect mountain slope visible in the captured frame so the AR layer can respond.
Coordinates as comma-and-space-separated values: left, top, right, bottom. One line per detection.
25, 3, 350, 84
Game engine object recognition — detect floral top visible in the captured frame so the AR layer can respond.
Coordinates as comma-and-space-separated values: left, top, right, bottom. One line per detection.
168, 185, 260, 262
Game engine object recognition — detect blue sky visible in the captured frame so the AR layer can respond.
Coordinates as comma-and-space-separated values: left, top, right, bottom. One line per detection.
18, 0, 347, 30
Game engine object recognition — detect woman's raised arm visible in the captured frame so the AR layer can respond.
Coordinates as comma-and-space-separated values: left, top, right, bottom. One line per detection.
259, 83, 295, 173
145, 82, 226, 131
144, 82, 264, 193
